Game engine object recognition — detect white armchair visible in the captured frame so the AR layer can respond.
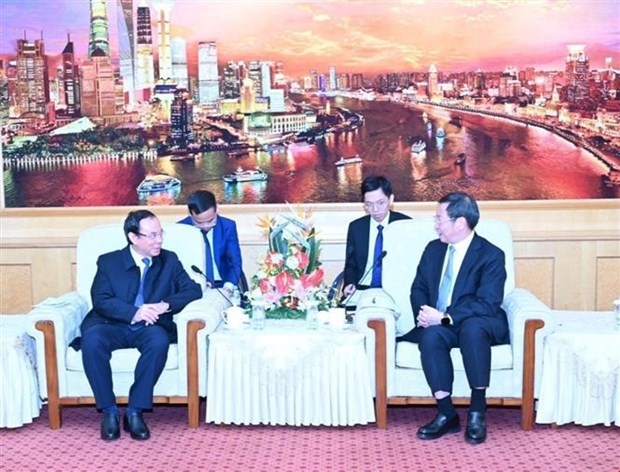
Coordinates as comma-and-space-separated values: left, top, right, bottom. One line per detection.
353, 219, 555, 431
27, 223, 227, 429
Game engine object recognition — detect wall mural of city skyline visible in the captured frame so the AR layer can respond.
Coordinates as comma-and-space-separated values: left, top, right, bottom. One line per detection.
1, 0, 618, 207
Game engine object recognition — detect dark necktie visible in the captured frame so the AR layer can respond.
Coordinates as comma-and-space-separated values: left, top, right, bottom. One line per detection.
134, 257, 150, 307
203, 232, 215, 282
370, 224, 384, 288
437, 246, 455, 312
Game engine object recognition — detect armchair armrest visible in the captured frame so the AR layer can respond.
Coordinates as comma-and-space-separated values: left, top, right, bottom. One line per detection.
26, 291, 90, 400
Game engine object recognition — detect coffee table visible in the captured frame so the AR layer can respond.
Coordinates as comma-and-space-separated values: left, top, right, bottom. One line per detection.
536, 310, 619, 427
206, 319, 375, 426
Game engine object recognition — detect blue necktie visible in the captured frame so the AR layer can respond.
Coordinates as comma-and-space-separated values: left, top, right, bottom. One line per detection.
370, 225, 384, 288
437, 246, 455, 312
203, 232, 215, 283
134, 257, 150, 307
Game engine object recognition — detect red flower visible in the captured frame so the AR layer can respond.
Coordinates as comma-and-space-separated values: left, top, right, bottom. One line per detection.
296, 251, 310, 271
274, 271, 294, 296
303, 268, 324, 288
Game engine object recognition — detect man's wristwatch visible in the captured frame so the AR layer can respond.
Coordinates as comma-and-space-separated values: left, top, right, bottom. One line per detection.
441, 312, 452, 326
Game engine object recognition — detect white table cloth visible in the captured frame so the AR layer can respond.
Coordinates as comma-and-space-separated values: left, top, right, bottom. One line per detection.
0, 316, 41, 428
206, 319, 375, 426
536, 310, 619, 427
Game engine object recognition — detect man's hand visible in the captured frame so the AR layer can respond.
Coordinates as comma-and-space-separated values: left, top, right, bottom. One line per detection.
132, 301, 170, 326
417, 304, 443, 328
343, 284, 356, 297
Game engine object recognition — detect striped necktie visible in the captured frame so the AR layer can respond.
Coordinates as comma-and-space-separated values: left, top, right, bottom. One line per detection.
134, 257, 150, 307
370, 224, 384, 287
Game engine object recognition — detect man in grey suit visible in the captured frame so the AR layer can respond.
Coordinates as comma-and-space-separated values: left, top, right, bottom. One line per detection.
342, 175, 410, 301
399, 192, 508, 444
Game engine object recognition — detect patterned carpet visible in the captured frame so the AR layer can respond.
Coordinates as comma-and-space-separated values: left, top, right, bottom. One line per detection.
1, 404, 618, 472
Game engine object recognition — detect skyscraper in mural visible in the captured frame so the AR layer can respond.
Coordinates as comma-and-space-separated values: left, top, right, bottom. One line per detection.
61, 34, 79, 116
170, 88, 193, 145
117, 0, 135, 103
171, 37, 189, 89
563, 44, 590, 107
135, 1, 155, 96
15, 35, 50, 115
223, 60, 241, 99
198, 41, 219, 105
88, 0, 110, 58
153, 0, 174, 80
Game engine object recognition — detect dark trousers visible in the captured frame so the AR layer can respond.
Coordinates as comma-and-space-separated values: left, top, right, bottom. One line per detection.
81, 324, 170, 410
399, 317, 508, 394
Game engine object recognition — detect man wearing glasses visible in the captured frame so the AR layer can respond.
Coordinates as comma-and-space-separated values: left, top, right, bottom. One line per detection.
342, 175, 410, 302
178, 190, 243, 294
80, 210, 201, 441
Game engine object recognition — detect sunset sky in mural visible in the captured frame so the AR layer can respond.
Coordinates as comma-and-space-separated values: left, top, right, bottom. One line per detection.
1, 0, 618, 76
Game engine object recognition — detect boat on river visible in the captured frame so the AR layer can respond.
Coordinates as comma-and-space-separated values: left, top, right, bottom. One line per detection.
223, 167, 268, 183
436, 127, 446, 138
335, 154, 363, 166
136, 174, 181, 196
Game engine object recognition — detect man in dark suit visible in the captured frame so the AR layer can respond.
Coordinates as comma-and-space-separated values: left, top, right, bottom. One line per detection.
178, 190, 243, 293
81, 210, 201, 441
399, 192, 508, 444
343, 175, 410, 299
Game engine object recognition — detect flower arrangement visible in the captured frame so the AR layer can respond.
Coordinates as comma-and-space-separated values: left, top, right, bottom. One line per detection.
248, 205, 330, 319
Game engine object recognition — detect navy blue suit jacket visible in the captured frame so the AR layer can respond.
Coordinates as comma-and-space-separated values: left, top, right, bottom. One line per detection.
409, 233, 508, 341
344, 211, 411, 288
178, 215, 243, 285
80, 246, 202, 343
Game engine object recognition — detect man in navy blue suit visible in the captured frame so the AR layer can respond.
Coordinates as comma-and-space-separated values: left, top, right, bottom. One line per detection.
399, 192, 508, 444
178, 190, 243, 294
343, 175, 410, 300
81, 210, 201, 441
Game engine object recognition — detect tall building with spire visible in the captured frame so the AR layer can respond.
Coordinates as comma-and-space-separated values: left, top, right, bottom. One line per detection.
88, 0, 110, 58
198, 41, 219, 105
135, 1, 155, 96
61, 34, 79, 116
427, 64, 438, 99
117, 0, 135, 103
153, 0, 174, 80
80, 49, 123, 118
15, 35, 49, 116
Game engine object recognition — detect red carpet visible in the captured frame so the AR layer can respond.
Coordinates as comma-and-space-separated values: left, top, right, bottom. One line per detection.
1, 404, 618, 471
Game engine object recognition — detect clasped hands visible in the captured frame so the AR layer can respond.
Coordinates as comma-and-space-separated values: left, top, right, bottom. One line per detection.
132, 301, 170, 326
417, 305, 443, 328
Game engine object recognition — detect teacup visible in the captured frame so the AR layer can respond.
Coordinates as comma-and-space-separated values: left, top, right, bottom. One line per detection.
328, 307, 347, 329
222, 306, 247, 329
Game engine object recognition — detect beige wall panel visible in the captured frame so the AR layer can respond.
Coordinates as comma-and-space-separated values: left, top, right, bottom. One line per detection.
0, 264, 32, 313
596, 257, 620, 310
514, 257, 554, 307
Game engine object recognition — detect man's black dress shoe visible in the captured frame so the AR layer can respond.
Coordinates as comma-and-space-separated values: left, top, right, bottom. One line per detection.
465, 411, 487, 444
100, 413, 120, 441
123, 412, 150, 440
416, 413, 461, 440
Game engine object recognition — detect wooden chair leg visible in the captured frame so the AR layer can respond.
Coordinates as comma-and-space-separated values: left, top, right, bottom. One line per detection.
36, 320, 62, 429
521, 319, 545, 431
368, 319, 388, 429
186, 319, 206, 428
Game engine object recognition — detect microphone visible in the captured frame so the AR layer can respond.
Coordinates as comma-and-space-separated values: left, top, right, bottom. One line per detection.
191, 265, 234, 306
339, 250, 388, 308
225, 253, 249, 309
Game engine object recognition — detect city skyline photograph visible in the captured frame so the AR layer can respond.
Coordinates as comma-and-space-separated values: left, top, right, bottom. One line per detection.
1, 0, 618, 76
1, 0, 618, 207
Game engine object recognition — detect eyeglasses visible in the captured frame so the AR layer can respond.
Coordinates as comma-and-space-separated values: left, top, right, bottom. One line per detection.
364, 200, 389, 210
137, 230, 165, 240
433, 216, 455, 225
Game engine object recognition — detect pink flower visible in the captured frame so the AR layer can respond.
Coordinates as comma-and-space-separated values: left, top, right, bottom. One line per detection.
274, 271, 294, 296
296, 251, 310, 271
300, 268, 324, 289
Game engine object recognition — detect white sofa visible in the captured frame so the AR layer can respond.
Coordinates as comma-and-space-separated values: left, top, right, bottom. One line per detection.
27, 223, 227, 429
353, 218, 555, 430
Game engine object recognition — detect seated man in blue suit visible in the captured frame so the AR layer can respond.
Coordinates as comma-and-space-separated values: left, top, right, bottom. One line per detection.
398, 192, 509, 445
178, 190, 243, 293
342, 175, 410, 302
81, 210, 202, 441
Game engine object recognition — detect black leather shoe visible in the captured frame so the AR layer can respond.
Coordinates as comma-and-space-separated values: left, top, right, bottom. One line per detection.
465, 411, 487, 444
100, 413, 120, 441
416, 413, 460, 440
123, 412, 150, 440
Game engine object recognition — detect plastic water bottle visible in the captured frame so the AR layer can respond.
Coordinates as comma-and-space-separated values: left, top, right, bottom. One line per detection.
251, 298, 266, 330
306, 300, 319, 330
614, 298, 620, 331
